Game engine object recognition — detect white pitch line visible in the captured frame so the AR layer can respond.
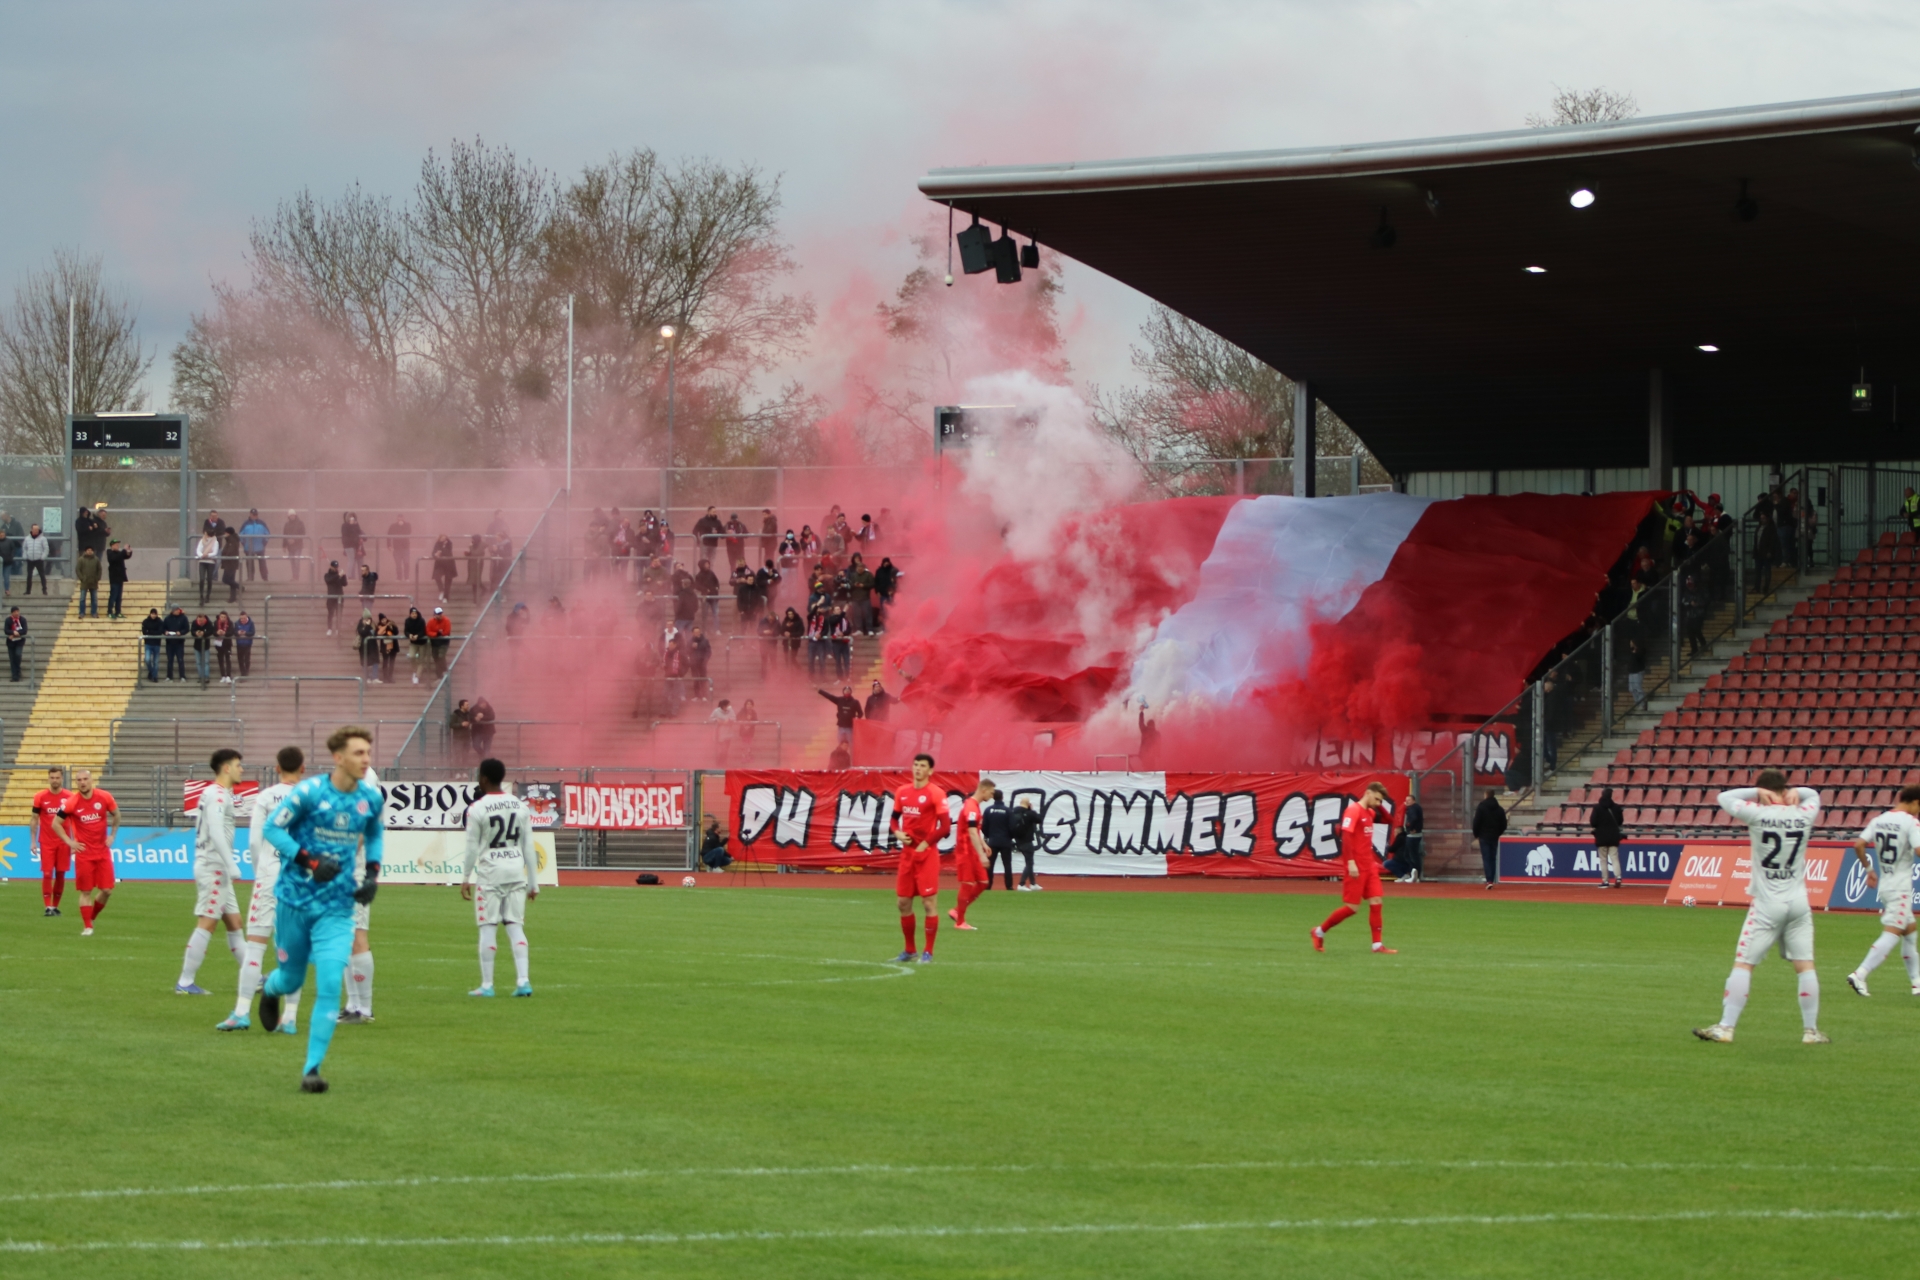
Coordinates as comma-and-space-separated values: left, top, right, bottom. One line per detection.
8, 1157, 1920, 1207
5, 1207, 1920, 1254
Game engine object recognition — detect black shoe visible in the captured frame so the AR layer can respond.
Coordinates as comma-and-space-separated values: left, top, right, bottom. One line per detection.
259, 991, 282, 1032
300, 1071, 329, 1094
49, 907, 60, 916
42, 906, 52, 916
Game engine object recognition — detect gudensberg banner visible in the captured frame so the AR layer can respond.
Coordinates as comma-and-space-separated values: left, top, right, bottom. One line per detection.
722, 770, 1407, 877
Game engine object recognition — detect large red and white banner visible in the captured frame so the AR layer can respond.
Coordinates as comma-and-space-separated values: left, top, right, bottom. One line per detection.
722, 770, 1407, 877
564, 780, 688, 830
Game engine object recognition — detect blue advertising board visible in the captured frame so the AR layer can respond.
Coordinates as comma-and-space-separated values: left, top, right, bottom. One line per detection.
1497, 836, 1682, 885
0, 826, 259, 882
1826, 851, 1920, 913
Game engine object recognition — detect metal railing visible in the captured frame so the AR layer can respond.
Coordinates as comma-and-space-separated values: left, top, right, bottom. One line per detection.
106, 717, 245, 771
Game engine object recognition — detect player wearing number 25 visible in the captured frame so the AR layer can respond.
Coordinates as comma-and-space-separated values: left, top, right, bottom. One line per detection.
1843, 784, 1920, 999
1694, 770, 1825, 1045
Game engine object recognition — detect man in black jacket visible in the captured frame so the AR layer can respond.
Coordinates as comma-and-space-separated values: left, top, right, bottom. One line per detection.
1471, 790, 1508, 889
162, 606, 190, 681
1401, 796, 1425, 883
1009, 797, 1041, 890
323, 561, 347, 635
140, 607, 163, 681
105, 540, 132, 618
981, 789, 1014, 890
1590, 786, 1625, 888
817, 685, 863, 749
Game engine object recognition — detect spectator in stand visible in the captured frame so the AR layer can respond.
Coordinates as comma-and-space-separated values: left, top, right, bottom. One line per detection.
1753, 509, 1780, 590
466, 534, 487, 602
140, 608, 162, 681
873, 557, 899, 622
1010, 797, 1040, 889
586, 508, 610, 577
688, 626, 713, 699
737, 698, 759, 759
20, 523, 49, 596
693, 506, 725, 559
323, 560, 347, 635
1681, 575, 1708, 657
404, 606, 428, 684
756, 610, 780, 675
781, 606, 805, 669
191, 612, 214, 687
105, 540, 131, 618
202, 509, 230, 540
282, 509, 307, 580
856, 512, 878, 548
220, 528, 243, 602
756, 559, 780, 617
777, 529, 800, 571
356, 610, 378, 682
0, 513, 14, 597
377, 613, 400, 684
1626, 637, 1647, 707
427, 606, 452, 675
611, 519, 634, 582
234, 610, 256, 679
486, 509, 509, 539
732, 563, 758, 627
1591, 785, 1625, 889
662, 630, 688, 715
724, 513, 748, 571
805, 605, 826, 678
340, 511, 365, 575
1401, 794, 1425, 883
430, 535, 457, 603
358, 561, 379, 604
213, 611, 235, 683
673, 574, 699, 633
449, 698, 476, 761
827, 741, 852, 770
699, 815, 732, 871
693, 560, 721, 632
73, 547, 101, 619
826, 604, 853, 679
489, 533, 510, 591
74, 504, 108, 564
798, 524, 820, 559
759, 510, 778, 564
847, 555, 876, 635
865, 680, 893, 722
708, 698, 737, 766
5, 605, 25, 681
1472, 790, 1507, 889
240, 509, 270, 581
163, 605, 189, 681
471, 696, 497, 758
388, 513, 413, 581
818, 684, 863, 748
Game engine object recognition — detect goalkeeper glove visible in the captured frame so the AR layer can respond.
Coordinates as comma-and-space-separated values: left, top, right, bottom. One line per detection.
353, 861, 381, 905
294, 849, 342, 883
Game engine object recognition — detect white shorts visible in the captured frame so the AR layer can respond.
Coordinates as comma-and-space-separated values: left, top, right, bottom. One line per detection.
194, 864, 239, 920
244, 884, 277, 938
353, 900, 371, 932
1879, 889, 1915, 933
1735, 896, 1815, 965
474, 883, 528, 927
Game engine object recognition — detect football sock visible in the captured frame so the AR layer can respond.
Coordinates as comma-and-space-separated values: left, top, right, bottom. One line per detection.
1721, 966, 1751, 1028
90, 895, 107, 918
900, 915, 916, 952
1903, 935, 1920, 985
1798, 971, 1820, 1030
285, 990, 301, 1021
923, 913, 938, 954
235, 941, 266, 1015
1319, 905, 1356, 934
79, 902, 94, 929
1859, 931, 1900, 977
179, 929, 211, 986
504, 922, 530, 986
51, 870, 64, 908
349, 952, 374, 1015
226, 930, 245, 961
479, 924, 497, 988
1368, 903, 1383, 944
41, 867, 52, 908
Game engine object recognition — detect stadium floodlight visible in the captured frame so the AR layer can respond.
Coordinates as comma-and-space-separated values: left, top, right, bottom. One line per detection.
1523, 265, 1547, 274
1698, 344, 1720, 352
1568, 187, 1596, 209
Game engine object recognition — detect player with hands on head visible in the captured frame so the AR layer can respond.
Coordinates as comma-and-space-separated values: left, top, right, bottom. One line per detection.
1312, 782, 1396, 954
1845, 783, 1920, 998
257, 726, 385, 1092
1694, 770, 1827, 1044
176, 748, 247, 995
461, 757, 540, 997
891, 753, 950, 963
218, 746, 306, 1033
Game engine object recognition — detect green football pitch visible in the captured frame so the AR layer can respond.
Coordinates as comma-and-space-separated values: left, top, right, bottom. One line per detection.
3, 880, 1917, 1278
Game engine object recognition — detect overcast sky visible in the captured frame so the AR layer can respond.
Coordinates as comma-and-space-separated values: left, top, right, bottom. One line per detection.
4, 0, 1918, 405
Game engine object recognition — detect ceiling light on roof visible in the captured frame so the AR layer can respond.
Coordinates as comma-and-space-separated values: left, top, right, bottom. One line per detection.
1523, 265, 1547, 274
1569, 187, 1596, 209
1698, 344, 1720, 352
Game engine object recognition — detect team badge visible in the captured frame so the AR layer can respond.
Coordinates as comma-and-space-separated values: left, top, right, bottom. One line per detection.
356, 800, 370, 815
335, 814, 350, 829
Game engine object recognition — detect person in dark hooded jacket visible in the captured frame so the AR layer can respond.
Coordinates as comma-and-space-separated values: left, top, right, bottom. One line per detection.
1471, 791, 1508, 888
1590, 786, 1625, 888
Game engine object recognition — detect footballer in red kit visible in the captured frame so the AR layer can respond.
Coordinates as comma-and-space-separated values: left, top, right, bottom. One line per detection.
63, 768, 119, 936
1311, 781, 1396, 954
948, 779, 994, 931
31, 766, 72, 916
891, 752, 951, 962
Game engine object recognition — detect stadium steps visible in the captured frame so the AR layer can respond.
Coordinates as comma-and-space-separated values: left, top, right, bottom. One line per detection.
0, 587, 79, 771
0, 582, 169, 823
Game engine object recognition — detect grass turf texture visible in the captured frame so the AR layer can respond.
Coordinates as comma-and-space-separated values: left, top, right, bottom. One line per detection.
1, 882, 1915, 1278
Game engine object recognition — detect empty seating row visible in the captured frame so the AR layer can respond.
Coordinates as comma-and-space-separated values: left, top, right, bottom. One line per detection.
1539, 805, 1889, 834
1643, 719, 1918, 744
1712, 669, 1917, 689
1729, 650, 1920, 672
1756, 633, 1919, 653
1570, 784, 1903, 808
1691, 691, 1910, 710
1589, 765, 1908, 790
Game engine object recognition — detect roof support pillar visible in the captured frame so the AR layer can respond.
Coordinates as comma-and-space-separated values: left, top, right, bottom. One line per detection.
1292, 380, 1316, 498
1649, 367, 1674, 491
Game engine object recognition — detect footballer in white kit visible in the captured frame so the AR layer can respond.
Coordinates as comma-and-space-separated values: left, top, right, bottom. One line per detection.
462, 757, 539, 997
219, 746, 306, 1033
1845, 785, 1920, 999
176, 750, 246, 995
1694, 771, 1827, 1044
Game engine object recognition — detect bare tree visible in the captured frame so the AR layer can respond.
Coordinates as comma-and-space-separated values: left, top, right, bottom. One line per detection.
0, 251, 152, 453
1525, 86, 1639, 128
1092, 305, 1386, 494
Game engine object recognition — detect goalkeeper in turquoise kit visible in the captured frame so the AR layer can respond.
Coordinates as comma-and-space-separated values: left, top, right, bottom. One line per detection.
258, 725, 385, 1092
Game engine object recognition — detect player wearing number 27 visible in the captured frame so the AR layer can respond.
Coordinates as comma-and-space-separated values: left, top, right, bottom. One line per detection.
1694, 770, 1826, 1045
1844, 784, 1920, 999
462, 757, 539, 998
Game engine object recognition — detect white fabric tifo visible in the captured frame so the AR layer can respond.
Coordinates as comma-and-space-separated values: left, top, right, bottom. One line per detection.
1127, 492, 1433, 705
994, 771, 1172, 876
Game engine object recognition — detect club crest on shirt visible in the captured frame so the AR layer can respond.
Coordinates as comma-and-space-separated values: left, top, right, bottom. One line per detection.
334, 814, 350, 829
356, 800, 370, 815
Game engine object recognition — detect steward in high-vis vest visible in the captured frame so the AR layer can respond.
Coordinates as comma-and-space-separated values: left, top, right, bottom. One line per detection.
1903, 487, 1920, 534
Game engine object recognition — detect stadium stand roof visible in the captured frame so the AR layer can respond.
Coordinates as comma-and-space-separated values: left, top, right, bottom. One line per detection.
919, 89, 1920, 477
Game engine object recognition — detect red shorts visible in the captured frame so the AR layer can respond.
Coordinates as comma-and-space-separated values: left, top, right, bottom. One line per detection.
41, 842, 71, 873
896, 847, 940, 899
955, 852, 987, 886
74, 854, 115, 893
1341, 860, 1382, 905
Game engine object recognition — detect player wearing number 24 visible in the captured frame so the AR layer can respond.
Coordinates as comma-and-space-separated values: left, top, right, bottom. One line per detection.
461, 757, 540, 999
